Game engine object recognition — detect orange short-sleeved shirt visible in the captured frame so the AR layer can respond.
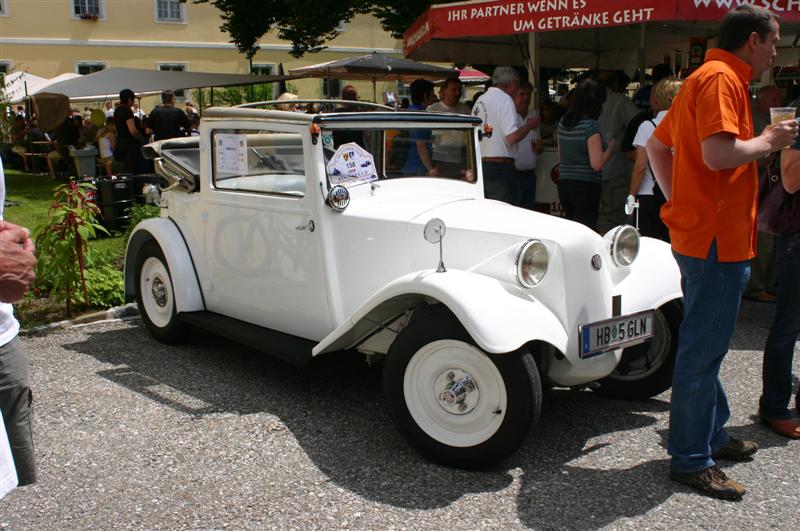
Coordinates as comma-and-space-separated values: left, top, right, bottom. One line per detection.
653, 49, 758, 262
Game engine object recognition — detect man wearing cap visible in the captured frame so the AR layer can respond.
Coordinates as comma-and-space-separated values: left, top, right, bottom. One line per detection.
113, 88, 145, 174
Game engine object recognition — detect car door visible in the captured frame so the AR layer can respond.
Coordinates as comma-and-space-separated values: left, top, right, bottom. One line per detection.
201, 122, 332, 341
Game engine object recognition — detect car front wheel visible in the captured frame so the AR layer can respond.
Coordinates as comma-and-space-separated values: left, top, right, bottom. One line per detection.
135, 240, 190, 344
383, 309, 541, 469
592, 300, 682, 400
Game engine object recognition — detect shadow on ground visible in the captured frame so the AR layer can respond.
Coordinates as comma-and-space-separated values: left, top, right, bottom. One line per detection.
65, 322, 677, 526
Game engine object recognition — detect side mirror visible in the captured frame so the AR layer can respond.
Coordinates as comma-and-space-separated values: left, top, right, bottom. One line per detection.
423, 218, 447, 273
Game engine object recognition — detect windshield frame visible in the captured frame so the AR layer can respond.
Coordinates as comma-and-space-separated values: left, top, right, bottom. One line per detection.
319, 123, 479, 188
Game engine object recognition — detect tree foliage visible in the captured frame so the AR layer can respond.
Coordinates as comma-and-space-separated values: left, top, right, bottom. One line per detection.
195, 1, 449, 58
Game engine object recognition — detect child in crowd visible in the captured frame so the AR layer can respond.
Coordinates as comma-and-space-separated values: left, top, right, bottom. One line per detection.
96, 117, 116, 176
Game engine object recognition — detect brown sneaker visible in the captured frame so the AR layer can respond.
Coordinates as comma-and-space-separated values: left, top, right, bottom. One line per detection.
712, 438, 758, 461
670, 465, 746, 500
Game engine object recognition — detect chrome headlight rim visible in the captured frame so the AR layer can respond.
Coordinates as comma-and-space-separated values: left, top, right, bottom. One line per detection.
515, 239, 549, 288
608, 225, 640, 267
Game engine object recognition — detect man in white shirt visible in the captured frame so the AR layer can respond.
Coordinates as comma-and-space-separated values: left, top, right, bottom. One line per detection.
513, 80, 542, 209
0, 157, 38, 486
428, 78, 471, 178
472, 66, 540, 204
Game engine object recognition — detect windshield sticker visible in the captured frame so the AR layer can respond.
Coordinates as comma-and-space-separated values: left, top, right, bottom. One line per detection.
215, 133, 248, 175
326, 142, 378, 186
322, 132, 334, 149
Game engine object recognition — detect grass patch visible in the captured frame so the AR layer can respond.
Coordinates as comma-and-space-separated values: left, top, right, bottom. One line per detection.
3, 168, 129, 327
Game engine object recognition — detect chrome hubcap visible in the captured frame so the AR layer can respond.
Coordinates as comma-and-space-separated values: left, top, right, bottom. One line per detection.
151, 277, 168, 307
435, 368, 479, 415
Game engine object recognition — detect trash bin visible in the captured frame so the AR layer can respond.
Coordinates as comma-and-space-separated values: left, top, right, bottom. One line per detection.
69, 145, 98, 178
96, 176, 134, 232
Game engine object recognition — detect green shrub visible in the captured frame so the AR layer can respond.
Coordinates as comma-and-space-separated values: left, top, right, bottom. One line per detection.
83, 265, 124, 307
123, 203, 160, 241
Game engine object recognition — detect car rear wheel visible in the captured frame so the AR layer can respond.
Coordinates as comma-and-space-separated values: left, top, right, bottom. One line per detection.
383, 309, 541, 469
592, 300, 682, 400
135, 240, 190, 344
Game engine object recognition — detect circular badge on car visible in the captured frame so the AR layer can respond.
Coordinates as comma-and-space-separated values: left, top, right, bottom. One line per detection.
327, 185, 350, 212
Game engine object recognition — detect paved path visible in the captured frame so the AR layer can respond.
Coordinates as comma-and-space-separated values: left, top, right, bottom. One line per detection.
1, 300, 798, 529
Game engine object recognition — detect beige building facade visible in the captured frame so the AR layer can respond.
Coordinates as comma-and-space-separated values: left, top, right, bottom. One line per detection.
0, 0, 408, 106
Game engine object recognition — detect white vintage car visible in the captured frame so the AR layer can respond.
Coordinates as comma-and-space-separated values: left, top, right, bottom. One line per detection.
124, 101, 682, 469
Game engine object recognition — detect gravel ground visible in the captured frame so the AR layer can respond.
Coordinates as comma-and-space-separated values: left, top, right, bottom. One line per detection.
1, 300, 798, 529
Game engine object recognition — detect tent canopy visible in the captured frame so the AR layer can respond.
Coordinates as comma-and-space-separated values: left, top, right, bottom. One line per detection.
3, 72, 51, 104
403, 0, 800, 68
289, 53, 455, 82
37, 67, 305, 102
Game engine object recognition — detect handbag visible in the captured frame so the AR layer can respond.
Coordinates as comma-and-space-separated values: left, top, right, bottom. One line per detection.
757, 158, 800, 235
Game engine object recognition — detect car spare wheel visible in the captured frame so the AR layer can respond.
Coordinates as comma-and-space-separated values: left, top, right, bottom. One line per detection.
383, 309, 541, 470
592, 300, 683, 401
135, 240, 190, 344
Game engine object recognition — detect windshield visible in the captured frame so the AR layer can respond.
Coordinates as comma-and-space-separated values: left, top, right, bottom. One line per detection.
321, 127, 476, 187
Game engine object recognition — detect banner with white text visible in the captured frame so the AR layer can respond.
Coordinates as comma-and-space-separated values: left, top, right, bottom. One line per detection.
403, 0, 800, 56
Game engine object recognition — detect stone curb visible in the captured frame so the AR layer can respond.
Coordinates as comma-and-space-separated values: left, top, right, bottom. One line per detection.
20, 303, 140, 337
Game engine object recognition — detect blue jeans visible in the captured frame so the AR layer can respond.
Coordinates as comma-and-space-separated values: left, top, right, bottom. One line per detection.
482, 161, 520, 205
669, 240, 749, 473
759, 233, 800, 420
518, 169, 537, 210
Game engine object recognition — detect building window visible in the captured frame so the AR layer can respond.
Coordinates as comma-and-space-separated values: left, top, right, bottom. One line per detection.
155, 0, 185, 23
251, 64, 274, 76
159, 63, 186, 98
77, 62, 106, 75
322, 78, 343, 99
0, 62, 12, 75
73, 0, 102, 18
0, 1, 8, 16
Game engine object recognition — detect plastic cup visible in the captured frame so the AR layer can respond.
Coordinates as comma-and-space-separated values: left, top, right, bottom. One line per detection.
770, 106, 796, 124
770, 107, 796, 149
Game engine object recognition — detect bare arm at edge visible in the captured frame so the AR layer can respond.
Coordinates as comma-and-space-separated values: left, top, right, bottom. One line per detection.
646, 135, 673, 200
780, 147, 800, 194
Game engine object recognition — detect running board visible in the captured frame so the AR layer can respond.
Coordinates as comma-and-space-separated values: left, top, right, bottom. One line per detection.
178, 311, 314, 366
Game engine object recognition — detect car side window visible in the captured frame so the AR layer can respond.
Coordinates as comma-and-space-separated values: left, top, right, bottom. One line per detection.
211, 128, 305, 197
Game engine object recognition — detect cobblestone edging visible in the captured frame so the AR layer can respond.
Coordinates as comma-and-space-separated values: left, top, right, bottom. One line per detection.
20, 303, 140, 337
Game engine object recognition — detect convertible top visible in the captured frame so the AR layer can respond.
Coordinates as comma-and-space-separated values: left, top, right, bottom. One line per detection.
201, 106, 481, 126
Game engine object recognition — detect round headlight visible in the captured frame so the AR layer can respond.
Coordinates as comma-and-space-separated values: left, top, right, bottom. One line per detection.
516, 239, 549, 288
608, 225, 640, 267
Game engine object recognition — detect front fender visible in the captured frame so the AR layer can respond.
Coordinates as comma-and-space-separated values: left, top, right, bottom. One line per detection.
124, 217, 205, 313
619, 237, 682, 314
312, 269, 568, 356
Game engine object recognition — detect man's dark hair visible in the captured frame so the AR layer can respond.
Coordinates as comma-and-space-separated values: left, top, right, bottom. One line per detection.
718, 5, 779, 52
161, 90, 175, 103
119, 88, 135, 103
518, 79, 534, 92
341, 85, 358, 101
561, 78, 606, 128
410, 78, 434, 105
441, 77, 461, 91
652, 63, 672, 82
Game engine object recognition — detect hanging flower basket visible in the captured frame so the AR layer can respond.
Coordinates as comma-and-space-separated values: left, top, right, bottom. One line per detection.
79, 13, 99, 20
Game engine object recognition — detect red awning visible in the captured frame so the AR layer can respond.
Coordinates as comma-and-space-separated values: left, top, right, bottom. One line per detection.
403, 0, 800, 57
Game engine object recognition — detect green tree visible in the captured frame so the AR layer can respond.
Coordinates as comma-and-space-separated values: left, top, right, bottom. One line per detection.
195, 1, 447, 58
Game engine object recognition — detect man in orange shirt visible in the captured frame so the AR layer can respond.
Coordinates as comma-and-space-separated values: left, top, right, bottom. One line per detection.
647, 5, 798, 501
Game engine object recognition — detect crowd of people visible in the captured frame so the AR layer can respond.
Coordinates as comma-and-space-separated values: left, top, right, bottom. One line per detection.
5, 89, 202, 179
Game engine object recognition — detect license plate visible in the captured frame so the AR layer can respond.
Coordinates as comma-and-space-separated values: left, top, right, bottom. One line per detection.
579, 310, 655, 359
